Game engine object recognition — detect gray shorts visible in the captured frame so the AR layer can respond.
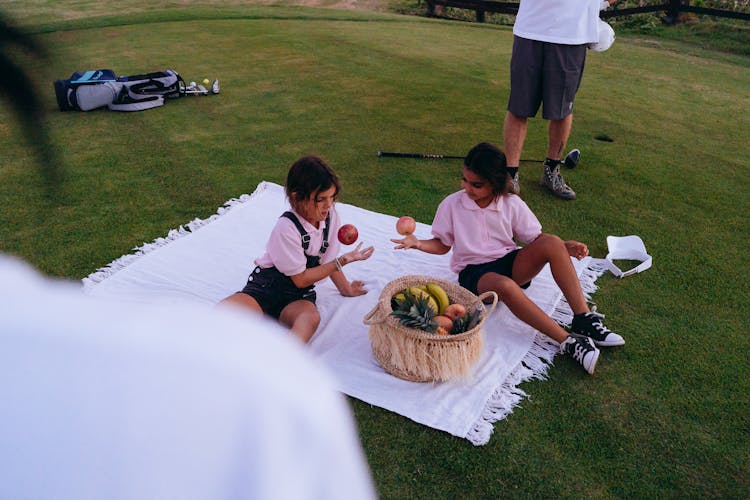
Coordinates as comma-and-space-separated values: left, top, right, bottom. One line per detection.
507, 36, 587, 121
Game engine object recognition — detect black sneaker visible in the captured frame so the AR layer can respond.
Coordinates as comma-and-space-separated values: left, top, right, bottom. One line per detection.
571, 312, 625, 347
560, 335, 599, 374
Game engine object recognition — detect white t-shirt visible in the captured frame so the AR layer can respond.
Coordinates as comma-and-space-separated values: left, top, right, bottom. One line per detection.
514, 0, 605, 45
255, 207, 341, 276
0, 255, 376, 500
431, 191, 543, 273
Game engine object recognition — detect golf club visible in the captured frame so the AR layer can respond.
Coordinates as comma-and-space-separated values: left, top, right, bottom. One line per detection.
377, 149, 580, 168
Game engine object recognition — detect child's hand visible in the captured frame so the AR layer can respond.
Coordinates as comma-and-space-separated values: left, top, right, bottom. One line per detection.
565, 240, 589, 259
391, 234, 420, 250
342, 280, 368, 297
341, 242, 374, 264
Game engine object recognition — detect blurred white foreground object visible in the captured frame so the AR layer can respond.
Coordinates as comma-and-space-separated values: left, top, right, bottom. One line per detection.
0, 255, 376, 500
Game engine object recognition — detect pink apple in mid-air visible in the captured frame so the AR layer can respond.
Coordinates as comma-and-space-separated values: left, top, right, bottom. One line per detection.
337, 224, 358, 245
396, 216, 416, 235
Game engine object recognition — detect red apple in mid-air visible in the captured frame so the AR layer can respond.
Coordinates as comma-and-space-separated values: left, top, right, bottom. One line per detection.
337, 224, 358, 245
396, 216, 416, 235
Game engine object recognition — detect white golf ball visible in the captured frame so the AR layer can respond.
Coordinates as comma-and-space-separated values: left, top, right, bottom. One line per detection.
190, 81, 196, 87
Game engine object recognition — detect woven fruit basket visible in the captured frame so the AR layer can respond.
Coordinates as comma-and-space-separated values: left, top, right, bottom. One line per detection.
363, 275, 498, 383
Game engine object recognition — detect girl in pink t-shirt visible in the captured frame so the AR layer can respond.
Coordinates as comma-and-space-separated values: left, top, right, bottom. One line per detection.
220, 155, 374, 343
392, 142, 623, 374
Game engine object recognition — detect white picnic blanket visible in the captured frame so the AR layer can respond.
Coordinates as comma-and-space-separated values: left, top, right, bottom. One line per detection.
83, 181, 605, 445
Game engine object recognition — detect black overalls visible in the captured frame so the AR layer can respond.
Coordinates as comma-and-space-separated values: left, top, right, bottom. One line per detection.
240, 211, 330, 318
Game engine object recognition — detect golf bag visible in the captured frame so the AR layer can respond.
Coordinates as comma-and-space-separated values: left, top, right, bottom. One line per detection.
54, 69, 185, 112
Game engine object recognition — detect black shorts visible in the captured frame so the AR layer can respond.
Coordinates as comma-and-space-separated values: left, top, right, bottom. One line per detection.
507, 36, 587, 120
240, 266, 316, 319
458, 249, 531, 295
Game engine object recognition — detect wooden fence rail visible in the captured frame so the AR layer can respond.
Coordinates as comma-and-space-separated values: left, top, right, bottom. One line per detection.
425, 0, 750, 24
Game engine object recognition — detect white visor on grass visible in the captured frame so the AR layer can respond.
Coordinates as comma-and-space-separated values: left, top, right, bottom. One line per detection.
593, 235, 652, 278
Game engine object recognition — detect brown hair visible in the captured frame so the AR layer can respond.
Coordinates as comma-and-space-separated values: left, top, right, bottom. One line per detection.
285, 155, 341, 212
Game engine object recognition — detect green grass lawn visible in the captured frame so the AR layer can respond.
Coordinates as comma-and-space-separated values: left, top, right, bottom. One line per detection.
1, 2, 748, 497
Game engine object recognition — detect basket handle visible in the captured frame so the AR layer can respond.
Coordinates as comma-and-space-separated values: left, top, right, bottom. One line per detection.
476, 291, 498, 315
363, 302, 390, 325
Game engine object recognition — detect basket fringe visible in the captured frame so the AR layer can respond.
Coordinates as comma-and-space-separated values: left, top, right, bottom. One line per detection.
465, 259, 605, 445
370, 327, 484, 382
81, 181, 273, 291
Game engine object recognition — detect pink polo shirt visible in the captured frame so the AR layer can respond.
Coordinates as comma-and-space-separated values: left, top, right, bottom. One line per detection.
431, 191, 542, 273
255, 207, 341, 277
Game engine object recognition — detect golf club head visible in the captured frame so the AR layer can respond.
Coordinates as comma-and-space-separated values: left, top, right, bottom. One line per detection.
564, 148, 581, 169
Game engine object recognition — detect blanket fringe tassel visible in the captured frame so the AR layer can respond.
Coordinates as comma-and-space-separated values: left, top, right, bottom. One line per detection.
465, 259, 607, 446
82, 182, 273, 291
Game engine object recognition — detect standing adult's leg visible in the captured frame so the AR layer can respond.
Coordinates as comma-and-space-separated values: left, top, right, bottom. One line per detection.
547, 113, 574, 161
539, 42, 586, 199
503, 111, 528, 167
504, 36, 543, 194
541, 114, 577, 199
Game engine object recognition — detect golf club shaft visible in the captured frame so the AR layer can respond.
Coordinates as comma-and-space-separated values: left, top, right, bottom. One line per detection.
377, 151, 465, 159
377, 151, 544, 163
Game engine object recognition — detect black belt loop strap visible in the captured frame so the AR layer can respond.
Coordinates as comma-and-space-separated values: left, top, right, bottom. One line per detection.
320, 212, 330, 255
281, 211, 330, 254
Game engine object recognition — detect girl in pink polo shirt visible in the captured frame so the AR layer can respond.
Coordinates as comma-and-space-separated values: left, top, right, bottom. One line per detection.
220, 155, 374, 343
392, 142, 623, 374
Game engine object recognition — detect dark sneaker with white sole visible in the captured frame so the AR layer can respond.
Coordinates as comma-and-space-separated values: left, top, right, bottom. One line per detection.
560, 335, 599, 374
571, 312, 625, 347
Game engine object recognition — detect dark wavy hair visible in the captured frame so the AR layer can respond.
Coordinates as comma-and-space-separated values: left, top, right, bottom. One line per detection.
285, 155, 341, 212
463, 142, 509, 197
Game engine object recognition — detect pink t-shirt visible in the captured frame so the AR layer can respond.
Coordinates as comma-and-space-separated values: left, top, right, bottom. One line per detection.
431, 191, 542, 273
255, 207, 341, 277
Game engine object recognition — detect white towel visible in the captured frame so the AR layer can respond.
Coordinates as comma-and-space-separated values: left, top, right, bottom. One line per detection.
83, 182, 605, 445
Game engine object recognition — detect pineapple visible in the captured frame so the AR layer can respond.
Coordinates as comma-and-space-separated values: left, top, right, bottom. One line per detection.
450, 307, 482, 334
451, 314, 470, 335
391, 289, 437, 333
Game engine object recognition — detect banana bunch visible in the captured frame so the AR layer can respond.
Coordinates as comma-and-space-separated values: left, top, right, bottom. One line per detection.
425, 283, 450, 315
392, 283, 449, 315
